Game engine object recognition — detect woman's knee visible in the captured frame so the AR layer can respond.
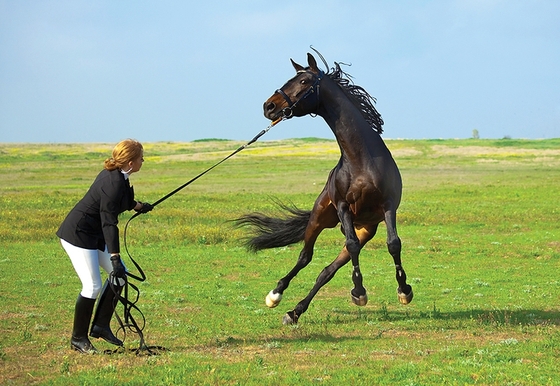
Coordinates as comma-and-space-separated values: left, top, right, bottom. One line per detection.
81, 281, 103, 299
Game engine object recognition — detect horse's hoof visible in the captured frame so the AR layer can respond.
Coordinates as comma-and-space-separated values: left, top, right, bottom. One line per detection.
397, 286, 413, 305
351, 293, 368, 306
265, 290, 282, 308
282, 311, 298, 325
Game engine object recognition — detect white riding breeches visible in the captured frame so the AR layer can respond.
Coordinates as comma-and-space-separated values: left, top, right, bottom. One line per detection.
60, 239, 126, 299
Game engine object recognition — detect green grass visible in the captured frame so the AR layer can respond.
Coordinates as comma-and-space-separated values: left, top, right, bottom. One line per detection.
0, 138, 559, 385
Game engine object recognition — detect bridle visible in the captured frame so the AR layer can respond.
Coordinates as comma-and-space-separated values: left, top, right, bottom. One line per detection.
276, 69, 324, 119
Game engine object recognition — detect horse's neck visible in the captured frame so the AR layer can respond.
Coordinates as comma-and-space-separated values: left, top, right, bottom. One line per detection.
318, 80, 385, 159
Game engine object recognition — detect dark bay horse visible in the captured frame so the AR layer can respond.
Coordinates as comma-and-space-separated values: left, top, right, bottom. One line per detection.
236, 52, 413, 324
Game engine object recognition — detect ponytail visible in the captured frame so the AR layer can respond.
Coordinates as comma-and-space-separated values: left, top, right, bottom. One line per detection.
104, 139, 143, 171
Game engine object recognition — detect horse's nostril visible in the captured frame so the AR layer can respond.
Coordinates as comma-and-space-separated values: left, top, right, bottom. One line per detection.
265, 102, 276, 112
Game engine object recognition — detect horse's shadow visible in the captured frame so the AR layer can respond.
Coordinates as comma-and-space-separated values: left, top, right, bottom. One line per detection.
325, 306, 560, 326
185, 308, 560, 351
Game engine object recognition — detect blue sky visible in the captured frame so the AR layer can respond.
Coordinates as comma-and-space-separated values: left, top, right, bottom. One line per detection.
1, 0, 558, 143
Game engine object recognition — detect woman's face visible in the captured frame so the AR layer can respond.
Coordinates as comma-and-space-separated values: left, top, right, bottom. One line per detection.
127, 151, 144, 174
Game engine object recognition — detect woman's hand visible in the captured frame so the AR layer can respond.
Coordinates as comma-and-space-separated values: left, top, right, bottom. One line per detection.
135, 202, 154, 214
110, 254, 126, 278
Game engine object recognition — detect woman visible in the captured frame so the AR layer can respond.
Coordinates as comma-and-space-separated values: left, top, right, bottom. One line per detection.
57, 139, 153, 353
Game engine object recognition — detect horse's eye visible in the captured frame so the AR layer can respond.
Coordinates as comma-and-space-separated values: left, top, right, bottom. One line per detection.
300, 79, 307, 85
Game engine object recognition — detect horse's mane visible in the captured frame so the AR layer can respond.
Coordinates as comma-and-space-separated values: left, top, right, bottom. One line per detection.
326, 62, 384, 134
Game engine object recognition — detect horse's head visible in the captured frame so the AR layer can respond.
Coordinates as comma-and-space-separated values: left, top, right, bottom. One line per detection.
264, 53, 324, 122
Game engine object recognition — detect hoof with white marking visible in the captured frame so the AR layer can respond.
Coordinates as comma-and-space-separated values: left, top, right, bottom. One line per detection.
265, 290, 282, 308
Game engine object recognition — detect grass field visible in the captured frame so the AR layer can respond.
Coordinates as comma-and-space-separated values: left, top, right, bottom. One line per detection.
0, 137, 559, 385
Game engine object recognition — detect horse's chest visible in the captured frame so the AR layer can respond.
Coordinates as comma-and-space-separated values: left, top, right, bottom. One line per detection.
329, 174, 383, 212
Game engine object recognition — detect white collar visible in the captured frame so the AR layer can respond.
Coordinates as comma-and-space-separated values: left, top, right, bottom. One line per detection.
120, 169, 131, 180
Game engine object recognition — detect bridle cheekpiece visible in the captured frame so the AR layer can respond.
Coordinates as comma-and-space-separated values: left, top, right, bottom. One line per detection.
276, 69, 324, 119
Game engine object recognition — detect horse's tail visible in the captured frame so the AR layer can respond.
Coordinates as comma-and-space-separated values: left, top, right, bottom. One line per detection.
234, 202, 311, 252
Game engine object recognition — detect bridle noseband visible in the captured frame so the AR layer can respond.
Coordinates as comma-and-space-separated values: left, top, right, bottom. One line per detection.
276, 70, 324, 119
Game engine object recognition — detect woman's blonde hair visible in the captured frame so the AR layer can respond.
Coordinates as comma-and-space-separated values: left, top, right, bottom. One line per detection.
104, 139, 144, 171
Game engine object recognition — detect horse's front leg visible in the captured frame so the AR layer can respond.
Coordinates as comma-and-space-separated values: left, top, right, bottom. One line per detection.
337, 202, 368, 306
351, 224, 378, 305
384, 201, 413, 304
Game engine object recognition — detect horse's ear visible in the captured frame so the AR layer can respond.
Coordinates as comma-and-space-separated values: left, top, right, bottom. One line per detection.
291, 58, 305, 72
307, 53, 319, 73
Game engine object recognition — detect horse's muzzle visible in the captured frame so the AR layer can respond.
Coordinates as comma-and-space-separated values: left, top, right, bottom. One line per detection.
263, 100, 277, 120
264, 91, 293, 121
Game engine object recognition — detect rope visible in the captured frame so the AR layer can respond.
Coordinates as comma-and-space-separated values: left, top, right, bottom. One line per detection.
111, 119, 283, 355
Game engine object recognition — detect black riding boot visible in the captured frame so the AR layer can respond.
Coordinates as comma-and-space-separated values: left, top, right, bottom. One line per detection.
71, 295, 98, 353
89, 280, 123, 346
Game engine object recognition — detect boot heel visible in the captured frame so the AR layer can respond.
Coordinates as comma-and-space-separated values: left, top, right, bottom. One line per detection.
71, 295, 98, 354
71, 337, 98, 353
89, 280, 123, 346
90, 325, 123, 346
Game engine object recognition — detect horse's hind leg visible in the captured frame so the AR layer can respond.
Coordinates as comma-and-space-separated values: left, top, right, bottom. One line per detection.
384, 202, 413, 304
265, 239, 316, 309
281, 207, 377, 325
266, 192, 337, 310
284, 223, 377, 324
283, 251, 351, 324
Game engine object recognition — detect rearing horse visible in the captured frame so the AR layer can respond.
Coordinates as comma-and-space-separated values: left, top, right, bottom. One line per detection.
236, 52, 413, 325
